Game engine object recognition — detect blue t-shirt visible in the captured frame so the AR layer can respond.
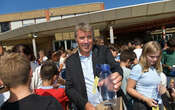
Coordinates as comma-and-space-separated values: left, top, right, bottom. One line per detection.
129, 64, 162, 104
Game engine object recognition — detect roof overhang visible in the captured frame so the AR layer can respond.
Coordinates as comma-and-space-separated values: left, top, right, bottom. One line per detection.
0, 0, 175, 43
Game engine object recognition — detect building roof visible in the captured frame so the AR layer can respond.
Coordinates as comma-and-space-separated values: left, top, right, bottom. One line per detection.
0, 2, 104, 22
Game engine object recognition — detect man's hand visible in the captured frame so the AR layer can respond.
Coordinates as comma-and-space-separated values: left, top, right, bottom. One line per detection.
85, 102, 96, 110
110, 72, 122, 92
98, 72, 122, 92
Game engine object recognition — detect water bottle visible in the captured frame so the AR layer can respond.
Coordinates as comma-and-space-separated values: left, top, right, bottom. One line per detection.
152, 84, 159, 105
98, 64, 116, 106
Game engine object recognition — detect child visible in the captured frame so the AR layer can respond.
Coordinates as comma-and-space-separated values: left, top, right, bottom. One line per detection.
120, 49, 137, 110
159, 83, 175, 110
161, 37, 175, 88
0, 53, 63, 110
127, 41, 163, 110
34, 60, 69, 110
58, 50, 67, 79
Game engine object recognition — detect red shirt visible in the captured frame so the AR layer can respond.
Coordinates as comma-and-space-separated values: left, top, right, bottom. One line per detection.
35, 88, 69, 110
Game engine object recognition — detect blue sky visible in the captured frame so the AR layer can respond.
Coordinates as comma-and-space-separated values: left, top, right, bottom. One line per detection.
0, 0, 162, 15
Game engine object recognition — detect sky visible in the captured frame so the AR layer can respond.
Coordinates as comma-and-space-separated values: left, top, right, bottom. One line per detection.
0, 0, 163, 15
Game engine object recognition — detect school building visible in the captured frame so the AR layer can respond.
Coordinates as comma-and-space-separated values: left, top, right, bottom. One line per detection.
0, 0, 175, 58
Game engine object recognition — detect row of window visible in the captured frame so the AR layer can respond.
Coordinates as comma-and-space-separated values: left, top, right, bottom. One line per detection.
0, 12, 89, 33
54, 40, 76, 50
152, 33, 175, 41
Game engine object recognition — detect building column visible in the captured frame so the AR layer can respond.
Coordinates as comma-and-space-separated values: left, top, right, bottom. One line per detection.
58, 42, 61, 48
32, 38, 37, 59
70, 40, 72, 49
64, 40, 67, 50
162, 26, 166, 40
110, 26, 114, 44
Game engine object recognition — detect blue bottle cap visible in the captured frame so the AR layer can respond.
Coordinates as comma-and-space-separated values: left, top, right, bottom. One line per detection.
101, 64, 110, 72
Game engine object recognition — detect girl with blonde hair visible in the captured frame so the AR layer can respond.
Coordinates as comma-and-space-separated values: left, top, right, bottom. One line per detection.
127, 41, 163, 110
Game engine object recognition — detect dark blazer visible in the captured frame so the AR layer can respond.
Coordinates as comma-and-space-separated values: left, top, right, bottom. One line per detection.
65, 45, 123, 110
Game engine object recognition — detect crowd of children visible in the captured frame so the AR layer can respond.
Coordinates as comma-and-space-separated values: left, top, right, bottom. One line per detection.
0, 37, 175, 110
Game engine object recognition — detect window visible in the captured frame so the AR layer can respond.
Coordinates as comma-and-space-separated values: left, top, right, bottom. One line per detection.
0, 22, 10, 32
54, 40, 76, 50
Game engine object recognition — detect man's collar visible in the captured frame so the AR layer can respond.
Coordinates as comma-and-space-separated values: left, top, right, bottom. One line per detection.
78, 49, 92, 58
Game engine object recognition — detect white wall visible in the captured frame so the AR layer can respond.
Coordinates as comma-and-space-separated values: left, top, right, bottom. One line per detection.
50, 16, 61, 21
8, 12, 89, 31
75, 13, 89, 16
23, 19, 35, 26
10, 21, 23, 30
62, 14, 75, 19
36, 18, 46, 24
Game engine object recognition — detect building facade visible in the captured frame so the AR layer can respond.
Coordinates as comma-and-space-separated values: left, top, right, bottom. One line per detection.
0, 3, 104, 54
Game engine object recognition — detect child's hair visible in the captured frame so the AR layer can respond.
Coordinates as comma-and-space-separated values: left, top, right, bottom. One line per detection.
166, 37, 175, 54
40, 60, 59, 81
119, 44, 129, 53
12, 44, 32, 57
108, 44, 118, 52
51, 51, 62, 61
0, 53, 30, 88
139, 41, 162, 73
134, 39, 142, 46
120, 50, 136, 63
